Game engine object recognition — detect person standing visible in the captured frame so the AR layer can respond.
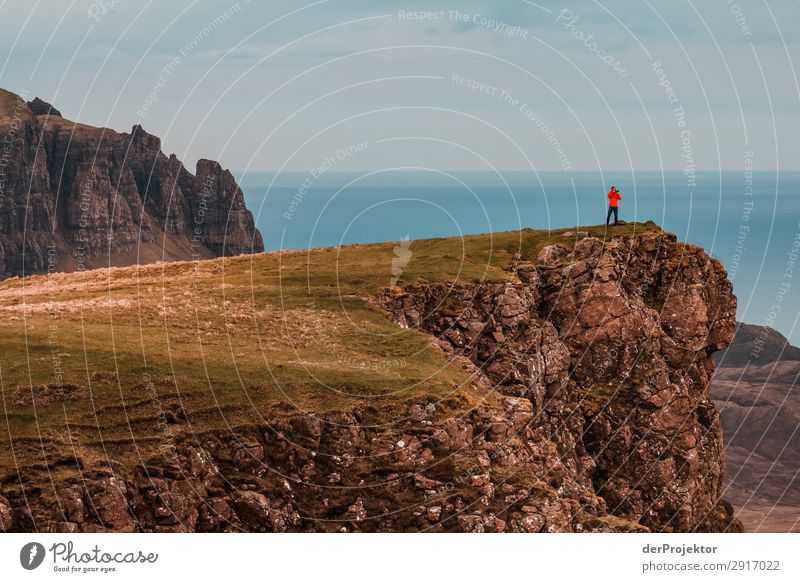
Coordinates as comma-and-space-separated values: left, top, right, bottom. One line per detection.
606, 186, 621, 225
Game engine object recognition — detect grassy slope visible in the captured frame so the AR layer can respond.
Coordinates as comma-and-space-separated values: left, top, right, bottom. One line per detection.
0, 88, 31, 122
0, 222, 658, 485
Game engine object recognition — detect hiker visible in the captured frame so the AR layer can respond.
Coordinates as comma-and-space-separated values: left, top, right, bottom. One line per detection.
606, 186, 621, 225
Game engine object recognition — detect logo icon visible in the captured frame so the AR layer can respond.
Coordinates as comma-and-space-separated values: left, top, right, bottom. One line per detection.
20, 542, 46, 570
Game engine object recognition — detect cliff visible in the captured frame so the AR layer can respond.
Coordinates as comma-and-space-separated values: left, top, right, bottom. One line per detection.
0, 224, 742, 532
377, 230, 740, 532
0, 88, 263, 278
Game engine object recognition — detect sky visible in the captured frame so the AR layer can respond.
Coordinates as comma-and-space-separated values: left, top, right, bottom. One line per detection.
0, 0, 797, 174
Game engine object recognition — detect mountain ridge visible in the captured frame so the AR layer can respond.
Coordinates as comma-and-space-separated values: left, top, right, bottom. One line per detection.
0, 88, 263, 279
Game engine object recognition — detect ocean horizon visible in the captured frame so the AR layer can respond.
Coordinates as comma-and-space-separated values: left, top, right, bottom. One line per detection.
241, 170, 800, 344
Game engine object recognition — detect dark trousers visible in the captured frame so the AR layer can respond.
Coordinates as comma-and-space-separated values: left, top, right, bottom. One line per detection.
606, 206, 618, 225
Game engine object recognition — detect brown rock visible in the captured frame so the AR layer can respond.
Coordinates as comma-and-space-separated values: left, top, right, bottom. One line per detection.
84, 477, 135, 532
233, 491, 272, 531
537, 244, 570, 265
0, 496, 13, 531
377, 230, 739, 533
197, 498, 237, 532
0, 89, 263, 279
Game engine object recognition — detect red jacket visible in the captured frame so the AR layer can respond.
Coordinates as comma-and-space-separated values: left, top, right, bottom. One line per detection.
608, 190, 621, 207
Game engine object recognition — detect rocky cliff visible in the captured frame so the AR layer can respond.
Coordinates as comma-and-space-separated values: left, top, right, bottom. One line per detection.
0, 227, 744, 532
377, 231, 741, 532
0, 88, 263, 278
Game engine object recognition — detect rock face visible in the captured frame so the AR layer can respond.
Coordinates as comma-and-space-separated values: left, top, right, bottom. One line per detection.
0, 230, 744, 532
0, 88, 263, 278
711, 324, 800, 532
26, 97, 62, 117
378, 232, 741, 532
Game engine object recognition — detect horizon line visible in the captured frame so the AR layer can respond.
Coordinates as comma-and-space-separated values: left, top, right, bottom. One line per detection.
234, 168, 799, 174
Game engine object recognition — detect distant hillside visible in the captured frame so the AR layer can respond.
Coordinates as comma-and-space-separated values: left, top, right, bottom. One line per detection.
714, 322, 800, 367
0, 88, 263, 278
711, 323, 800, 532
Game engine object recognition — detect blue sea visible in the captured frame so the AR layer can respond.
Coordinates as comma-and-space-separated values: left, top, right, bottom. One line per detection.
239, 170, 800, 344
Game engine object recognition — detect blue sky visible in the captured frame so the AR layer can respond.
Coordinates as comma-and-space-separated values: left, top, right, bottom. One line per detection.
0, 0, 797, 173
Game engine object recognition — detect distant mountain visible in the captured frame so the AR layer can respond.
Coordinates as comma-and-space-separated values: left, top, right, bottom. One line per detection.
711, 323, 800, 532
714, 322, 800, 367
0, 88, 263, 278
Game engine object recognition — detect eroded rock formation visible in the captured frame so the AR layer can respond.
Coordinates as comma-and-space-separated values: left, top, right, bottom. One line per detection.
377, 232, 741, 532
0, 88, 263, 278
0, 231, 744, 532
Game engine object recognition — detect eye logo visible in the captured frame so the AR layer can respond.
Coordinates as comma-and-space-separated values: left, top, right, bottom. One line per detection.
20, 542, 46, 570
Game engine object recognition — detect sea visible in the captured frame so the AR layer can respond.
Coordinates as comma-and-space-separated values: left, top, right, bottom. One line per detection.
239, 170, 800, 344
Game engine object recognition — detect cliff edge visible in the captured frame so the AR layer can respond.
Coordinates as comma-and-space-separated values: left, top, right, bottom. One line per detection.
378, 229, 740, 532
0, 88, 263, 278
0, 221, 740, 532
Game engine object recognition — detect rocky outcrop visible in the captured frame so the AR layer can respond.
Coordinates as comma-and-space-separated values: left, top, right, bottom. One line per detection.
378, 231, 741, 532
0, 88, 263, 278
25, 97, 61, 118
0, 230, 744, 532
4, 399, 614, 533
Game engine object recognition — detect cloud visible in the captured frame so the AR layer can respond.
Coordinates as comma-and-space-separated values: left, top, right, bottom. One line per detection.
0, 0, 796, 173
